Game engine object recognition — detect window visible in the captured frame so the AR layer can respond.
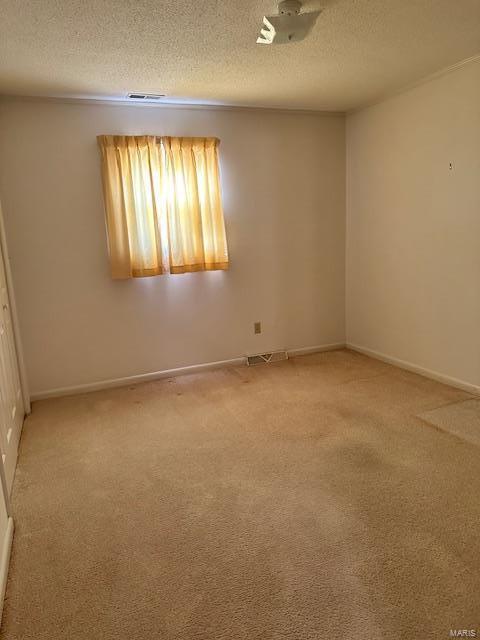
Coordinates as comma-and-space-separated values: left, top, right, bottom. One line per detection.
97, 135, 229, 278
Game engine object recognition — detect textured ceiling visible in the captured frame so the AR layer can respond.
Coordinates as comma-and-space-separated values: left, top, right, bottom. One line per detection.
0, 0, 479, 111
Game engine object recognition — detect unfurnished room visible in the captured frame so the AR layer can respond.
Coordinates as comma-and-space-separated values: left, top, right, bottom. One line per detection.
0, 1, 479, 638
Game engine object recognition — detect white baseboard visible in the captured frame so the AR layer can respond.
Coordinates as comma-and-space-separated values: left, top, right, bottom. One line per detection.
31, 356, 247, 401
0, 517, 14, 625
31, 342, 346, 401
33, 342, 478, 401
287, 342, 345, 357
347, 343, 480, 396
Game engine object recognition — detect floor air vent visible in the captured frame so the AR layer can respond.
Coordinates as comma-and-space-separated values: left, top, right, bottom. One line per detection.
247, 351, 288, 366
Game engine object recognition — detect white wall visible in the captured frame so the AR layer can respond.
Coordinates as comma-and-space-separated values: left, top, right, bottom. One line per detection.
0, 99, 346, 396
346, 60, 480, 389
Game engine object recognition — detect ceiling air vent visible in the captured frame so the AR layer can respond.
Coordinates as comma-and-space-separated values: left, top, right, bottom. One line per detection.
127, 92, 166, 100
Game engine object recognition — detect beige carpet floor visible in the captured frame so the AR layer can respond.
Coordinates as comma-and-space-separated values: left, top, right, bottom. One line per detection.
1, 349, 479, 639
419, 398, 480, 447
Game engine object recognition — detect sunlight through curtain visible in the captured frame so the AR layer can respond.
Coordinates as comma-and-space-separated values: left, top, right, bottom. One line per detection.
97, 135, 229, 278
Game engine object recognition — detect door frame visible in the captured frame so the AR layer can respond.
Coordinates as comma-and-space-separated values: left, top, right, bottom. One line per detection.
0, 200, 30, 416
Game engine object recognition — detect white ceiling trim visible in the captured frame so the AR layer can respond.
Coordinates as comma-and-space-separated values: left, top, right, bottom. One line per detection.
1, 53, 478, 118
348, 52, 480, 115
0, 94, 344, 118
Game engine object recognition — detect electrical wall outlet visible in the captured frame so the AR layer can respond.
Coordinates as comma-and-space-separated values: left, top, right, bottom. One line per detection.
254, 321, 262, 334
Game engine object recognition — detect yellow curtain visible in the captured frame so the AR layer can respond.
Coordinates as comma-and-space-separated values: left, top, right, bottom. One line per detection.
97, 135, 229, 278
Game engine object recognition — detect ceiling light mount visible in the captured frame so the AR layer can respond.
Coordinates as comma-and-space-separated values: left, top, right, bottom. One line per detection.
256, 1, 321, 45
278, 0, 302, 16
